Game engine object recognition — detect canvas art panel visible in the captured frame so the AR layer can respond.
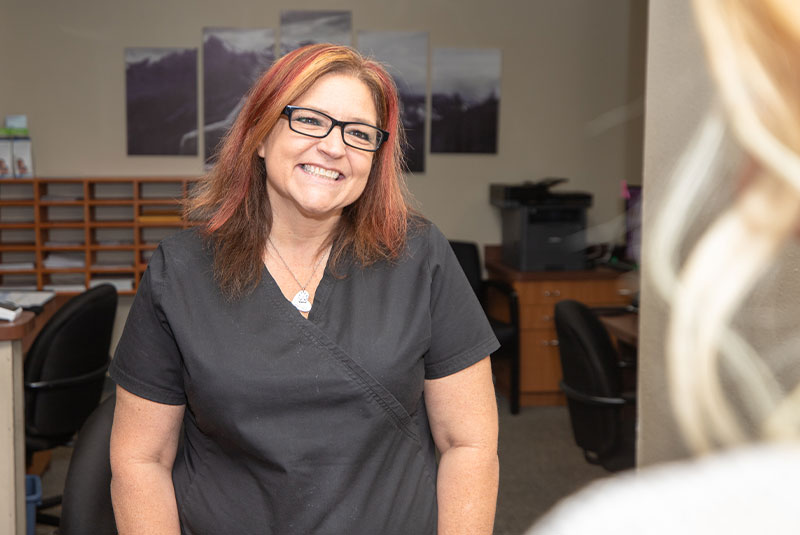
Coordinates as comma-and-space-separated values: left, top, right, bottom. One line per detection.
125, 47, 198, 156
358, 31, 428, 173
202, 28, 276, 164
431, 48, 501, 154
279, 10, 352, 56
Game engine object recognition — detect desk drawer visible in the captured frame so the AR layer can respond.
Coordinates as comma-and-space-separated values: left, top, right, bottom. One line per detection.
521, 304, 556, 329
516, 281, 580, 305
520, 329, 562, 391
573, 280, 632, 305
515, 279, 630, 306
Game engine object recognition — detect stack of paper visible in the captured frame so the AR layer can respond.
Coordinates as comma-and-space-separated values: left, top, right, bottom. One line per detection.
43, 253, 85, 268
44, 241, 84, 247
0, 262, 34, 271
43, 284, 87, 293
40, 194, 82, 201
90, 277, 135, 291
0, 285, 37, 291
90, 263, 134, 270
95, 240, 134, 246
0, 290, 55, 308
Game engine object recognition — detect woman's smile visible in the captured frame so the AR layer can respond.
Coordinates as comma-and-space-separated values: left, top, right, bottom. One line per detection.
300, 163, 344, 181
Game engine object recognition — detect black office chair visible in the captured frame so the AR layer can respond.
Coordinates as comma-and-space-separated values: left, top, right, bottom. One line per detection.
554, 299, 635, 471
449, 241, 521, 414
24, 284, 118, 525
60, 393, 118, 535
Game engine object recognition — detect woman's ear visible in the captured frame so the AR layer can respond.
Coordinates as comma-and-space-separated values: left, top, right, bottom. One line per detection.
257, 141, 266, 159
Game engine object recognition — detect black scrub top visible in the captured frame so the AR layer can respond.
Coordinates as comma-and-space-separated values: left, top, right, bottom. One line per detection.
109, 221, 499, 535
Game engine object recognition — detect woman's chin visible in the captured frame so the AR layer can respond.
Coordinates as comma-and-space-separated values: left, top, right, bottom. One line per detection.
293, 202, 344, 221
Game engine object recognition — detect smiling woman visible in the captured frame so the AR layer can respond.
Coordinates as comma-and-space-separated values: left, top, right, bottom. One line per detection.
107, 44, 501, 535
186, 44, 409, 299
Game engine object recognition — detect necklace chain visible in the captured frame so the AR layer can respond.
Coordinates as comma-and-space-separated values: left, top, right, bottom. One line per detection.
267, 237, 328, 292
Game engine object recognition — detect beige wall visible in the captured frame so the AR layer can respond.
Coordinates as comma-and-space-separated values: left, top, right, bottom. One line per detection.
1, 0, 646, 250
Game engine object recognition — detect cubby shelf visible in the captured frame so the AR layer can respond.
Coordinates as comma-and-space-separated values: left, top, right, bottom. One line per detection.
0, 177, 201, 294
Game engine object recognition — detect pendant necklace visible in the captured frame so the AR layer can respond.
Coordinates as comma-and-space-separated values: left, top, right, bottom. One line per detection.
267, 237, 329, 313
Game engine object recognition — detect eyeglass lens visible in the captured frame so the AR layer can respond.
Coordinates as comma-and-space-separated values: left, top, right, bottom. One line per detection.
289, 108, 383, 151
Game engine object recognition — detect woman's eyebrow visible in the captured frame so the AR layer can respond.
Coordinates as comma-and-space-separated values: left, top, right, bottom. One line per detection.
295, 104, 377, 126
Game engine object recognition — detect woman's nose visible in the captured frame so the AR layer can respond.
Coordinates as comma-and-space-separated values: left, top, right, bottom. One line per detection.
317, 126, 347, 157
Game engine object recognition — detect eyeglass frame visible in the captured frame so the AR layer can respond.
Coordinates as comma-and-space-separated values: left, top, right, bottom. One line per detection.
281, 105, 390, 152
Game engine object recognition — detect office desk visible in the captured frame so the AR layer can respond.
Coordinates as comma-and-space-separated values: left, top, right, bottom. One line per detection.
484, 246, 633, 407
599, 313, 639, 347
0, 297, 60, 535
600, 312, 639, 392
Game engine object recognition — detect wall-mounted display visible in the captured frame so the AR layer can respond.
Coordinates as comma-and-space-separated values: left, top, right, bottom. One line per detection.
125, 48, 198, 156
279, 10, 352, 56
358, 31, 428, 173
202, 28, 276, 164
11, 139, 33, 178
0, 139, 12, 179
431, 48, 501, 154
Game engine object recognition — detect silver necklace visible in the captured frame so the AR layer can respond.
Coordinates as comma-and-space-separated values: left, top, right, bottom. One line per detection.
267, 237, 329, 313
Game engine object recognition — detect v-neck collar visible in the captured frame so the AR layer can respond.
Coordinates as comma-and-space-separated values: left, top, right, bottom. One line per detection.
262, 256, 335, 324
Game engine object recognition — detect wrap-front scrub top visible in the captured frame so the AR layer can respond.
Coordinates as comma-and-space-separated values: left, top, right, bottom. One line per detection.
109, 221, 500, 534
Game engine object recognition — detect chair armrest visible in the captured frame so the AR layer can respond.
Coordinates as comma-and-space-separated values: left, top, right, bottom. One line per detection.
483, 279, 519, 327
25, 360, 109, 391
559, 381, 627, 406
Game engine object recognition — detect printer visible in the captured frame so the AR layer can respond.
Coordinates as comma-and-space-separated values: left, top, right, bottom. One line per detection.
490, 178, 592, 271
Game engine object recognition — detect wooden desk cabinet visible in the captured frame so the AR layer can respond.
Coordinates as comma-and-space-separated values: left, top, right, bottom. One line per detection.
0, 177, 200, 295
485, 246, 631, 407
0, 297, 60, 535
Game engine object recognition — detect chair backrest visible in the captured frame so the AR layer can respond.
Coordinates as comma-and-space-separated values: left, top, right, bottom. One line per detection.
24, 284, 118, 440
553, 299, 623, 458
60, 393, 117, 535
448, 240, 482, 299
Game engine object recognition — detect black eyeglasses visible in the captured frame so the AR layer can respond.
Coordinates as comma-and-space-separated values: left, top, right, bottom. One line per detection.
282, 106, 389, 152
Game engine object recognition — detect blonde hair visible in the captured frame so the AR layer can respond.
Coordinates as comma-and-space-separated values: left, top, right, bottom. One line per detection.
649, 0, 800, 452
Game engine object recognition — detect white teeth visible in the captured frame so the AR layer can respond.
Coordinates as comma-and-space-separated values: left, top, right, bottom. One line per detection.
303, 164, 341, 180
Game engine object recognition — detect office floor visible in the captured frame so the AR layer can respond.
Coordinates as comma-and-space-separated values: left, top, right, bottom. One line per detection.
35, 396, 610, 535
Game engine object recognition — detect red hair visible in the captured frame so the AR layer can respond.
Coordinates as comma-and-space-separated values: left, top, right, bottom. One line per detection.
186, 44, 413, 298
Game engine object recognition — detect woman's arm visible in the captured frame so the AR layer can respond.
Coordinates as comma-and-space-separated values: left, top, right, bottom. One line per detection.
110, 385, 185, 534
425, 356, 499, 535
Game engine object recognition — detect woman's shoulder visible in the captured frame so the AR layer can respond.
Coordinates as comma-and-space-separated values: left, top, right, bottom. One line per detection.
151, 228, 212, 269
401, 216, 459, 270
159, 227, 207, 251
405, 215, 447, 254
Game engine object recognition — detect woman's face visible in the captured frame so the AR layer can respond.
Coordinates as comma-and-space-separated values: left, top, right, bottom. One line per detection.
258, 73, 378, 222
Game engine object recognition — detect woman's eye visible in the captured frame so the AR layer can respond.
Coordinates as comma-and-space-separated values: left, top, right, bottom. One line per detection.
347, 128, 372, 141
297, 116, 322, 126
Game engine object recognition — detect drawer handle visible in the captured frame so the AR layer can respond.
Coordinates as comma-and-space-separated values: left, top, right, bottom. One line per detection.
541, 339, 560, 347
541, 314, 552, 321
544, 290, 561, 297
